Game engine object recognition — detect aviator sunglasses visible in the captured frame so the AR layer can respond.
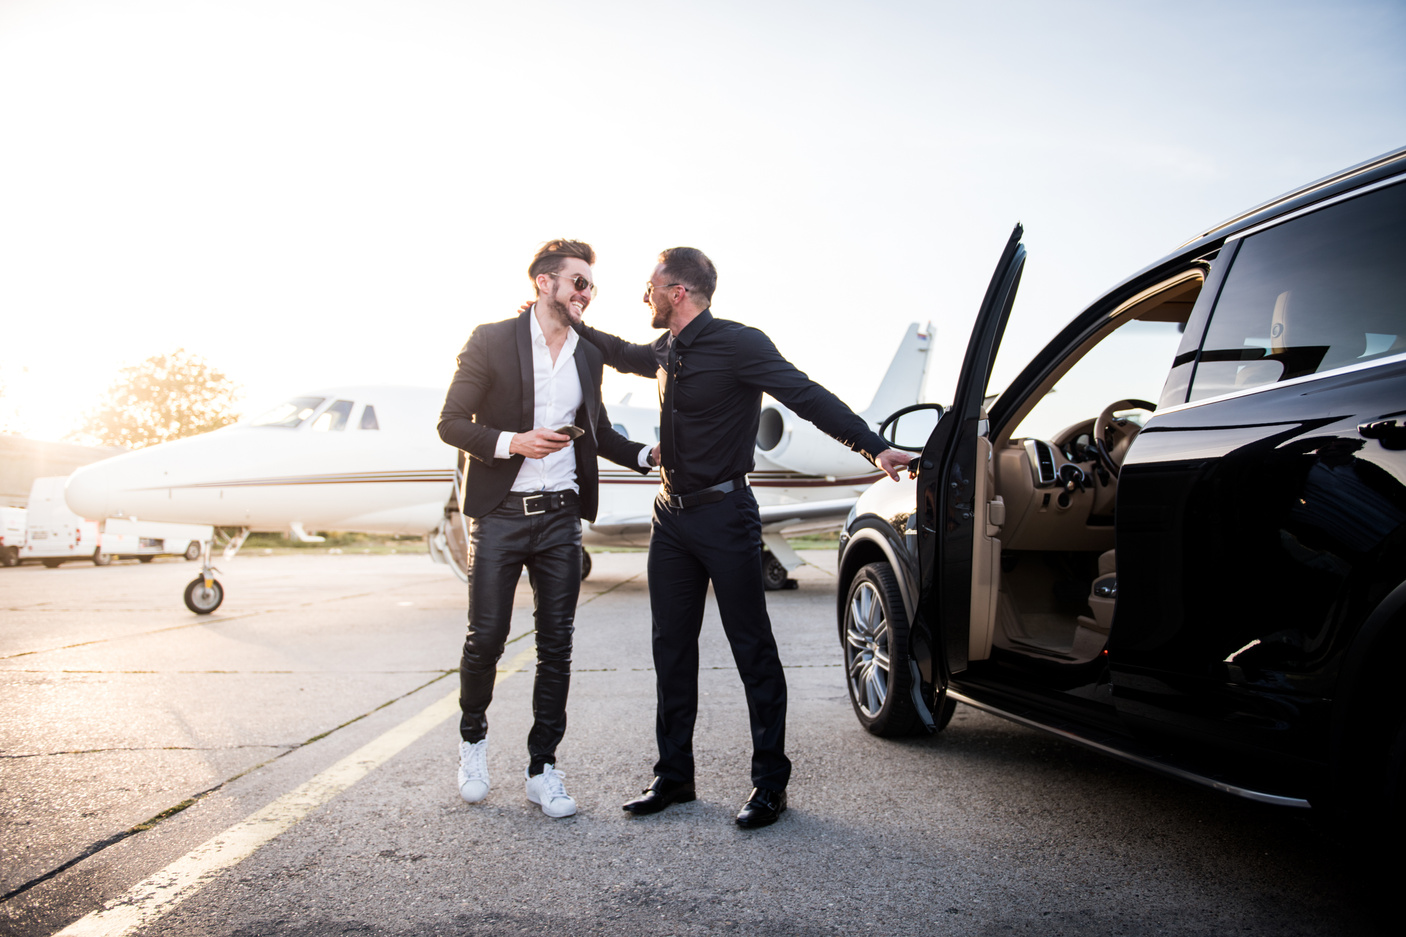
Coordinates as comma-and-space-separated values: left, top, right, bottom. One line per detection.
544, 272, 597, 296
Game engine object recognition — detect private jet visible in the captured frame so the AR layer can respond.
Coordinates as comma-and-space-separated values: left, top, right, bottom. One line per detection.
65, 323, 932, 613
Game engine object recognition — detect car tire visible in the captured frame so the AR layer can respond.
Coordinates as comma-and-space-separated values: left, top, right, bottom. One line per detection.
41, 558, 63, 569
1, 547, 17, 567
138, 555, 154, 563
92, 550, 111, 567
842, 561, 923, 737
580, 547, 592, 582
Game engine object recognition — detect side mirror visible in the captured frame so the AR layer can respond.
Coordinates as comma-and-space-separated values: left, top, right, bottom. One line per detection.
879, 403, 945, 453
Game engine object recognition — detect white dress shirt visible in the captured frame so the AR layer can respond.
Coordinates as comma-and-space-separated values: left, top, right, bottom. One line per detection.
494, 308, 585, 493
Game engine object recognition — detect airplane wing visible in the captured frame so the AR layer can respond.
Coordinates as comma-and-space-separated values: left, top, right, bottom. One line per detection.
756, 497, 855, 527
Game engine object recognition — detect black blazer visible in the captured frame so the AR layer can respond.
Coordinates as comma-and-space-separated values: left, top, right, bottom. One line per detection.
438, 309, 649, 521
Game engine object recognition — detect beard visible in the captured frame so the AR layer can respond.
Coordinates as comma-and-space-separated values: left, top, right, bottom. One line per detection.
542, 289, 583, 326
649, 292, 673, 329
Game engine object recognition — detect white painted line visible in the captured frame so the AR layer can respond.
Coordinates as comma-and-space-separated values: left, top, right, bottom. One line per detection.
54, 646, 538, 937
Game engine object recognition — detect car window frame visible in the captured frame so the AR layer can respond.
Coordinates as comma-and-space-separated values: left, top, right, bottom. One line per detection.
1165, 175, 1406, 414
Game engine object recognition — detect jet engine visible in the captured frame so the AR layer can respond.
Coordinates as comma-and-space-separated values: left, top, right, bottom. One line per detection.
753, 402, 879, 479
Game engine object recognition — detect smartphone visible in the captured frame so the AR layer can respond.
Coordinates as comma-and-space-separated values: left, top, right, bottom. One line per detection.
554, 425, 585, 440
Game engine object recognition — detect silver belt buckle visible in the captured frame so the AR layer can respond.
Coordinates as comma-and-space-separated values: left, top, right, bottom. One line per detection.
522, 493, 548, 516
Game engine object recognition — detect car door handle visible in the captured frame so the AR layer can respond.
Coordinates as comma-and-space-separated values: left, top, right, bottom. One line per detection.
1358, 419, 1406, 449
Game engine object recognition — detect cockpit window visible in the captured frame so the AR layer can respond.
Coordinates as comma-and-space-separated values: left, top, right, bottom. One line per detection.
311, 400, 354, 432
249, 396, 325, 428
360, 405, 379, 430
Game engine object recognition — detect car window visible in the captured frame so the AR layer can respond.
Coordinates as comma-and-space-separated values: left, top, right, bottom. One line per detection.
1188, 181, 1406, 402
1009, 320, 1185, 441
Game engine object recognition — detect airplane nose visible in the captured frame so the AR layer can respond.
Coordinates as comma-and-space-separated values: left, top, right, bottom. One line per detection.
64, 462, 114, 518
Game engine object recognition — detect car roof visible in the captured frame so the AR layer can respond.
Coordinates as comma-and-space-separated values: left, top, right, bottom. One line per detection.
1181, 144, 1406, 249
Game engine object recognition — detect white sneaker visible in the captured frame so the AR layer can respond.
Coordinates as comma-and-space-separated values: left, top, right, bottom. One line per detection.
525, 763, 577, 818
458, 739, 490, 803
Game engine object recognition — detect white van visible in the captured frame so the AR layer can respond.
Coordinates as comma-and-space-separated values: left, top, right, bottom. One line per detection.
22, 477, 211, 567
1, 506, 24, 567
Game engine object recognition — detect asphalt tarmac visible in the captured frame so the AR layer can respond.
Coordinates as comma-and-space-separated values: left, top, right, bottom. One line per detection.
0, 550, 1386, 936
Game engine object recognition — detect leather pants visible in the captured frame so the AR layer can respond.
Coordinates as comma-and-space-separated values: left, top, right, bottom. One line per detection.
459, 497, 581, 775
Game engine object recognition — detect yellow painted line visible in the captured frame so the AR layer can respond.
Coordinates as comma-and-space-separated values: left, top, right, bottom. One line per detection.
55, 644, 539, 937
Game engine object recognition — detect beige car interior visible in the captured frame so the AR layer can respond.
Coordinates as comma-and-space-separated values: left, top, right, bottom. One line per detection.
968, 272, 1203, 667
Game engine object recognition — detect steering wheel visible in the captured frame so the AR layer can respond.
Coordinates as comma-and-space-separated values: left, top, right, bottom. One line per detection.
1095, 399, 1155, 477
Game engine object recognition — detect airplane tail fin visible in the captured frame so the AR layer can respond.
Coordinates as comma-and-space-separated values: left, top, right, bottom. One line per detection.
859, 322, 933, 424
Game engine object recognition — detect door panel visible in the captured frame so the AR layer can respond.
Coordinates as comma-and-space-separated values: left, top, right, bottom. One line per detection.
915, 225, 1025, 694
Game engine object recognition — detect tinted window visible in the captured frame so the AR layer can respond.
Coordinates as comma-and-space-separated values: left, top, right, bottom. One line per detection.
1189, 182, 1406, 401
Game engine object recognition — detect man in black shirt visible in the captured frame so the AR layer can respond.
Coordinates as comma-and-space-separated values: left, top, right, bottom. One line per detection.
575, 247, 910, 828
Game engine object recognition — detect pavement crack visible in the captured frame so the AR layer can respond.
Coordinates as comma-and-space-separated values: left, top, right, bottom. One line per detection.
1, 577, 449, 661
0, 668, 455, 907
0, 609, 278, 661
577, 572, 645, 605
0, 744, 296, 759
3, 668, 450, 675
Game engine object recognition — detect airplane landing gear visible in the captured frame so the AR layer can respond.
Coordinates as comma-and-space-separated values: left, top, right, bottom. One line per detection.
762, 549, 797, 591
184, 576, 224, 614
182, 531, 243, 614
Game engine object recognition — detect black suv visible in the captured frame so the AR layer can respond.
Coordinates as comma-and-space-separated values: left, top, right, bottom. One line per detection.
836, 147, 1406, 831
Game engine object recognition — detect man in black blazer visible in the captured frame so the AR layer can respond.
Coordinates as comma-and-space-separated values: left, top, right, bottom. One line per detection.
438, 239, 653, 818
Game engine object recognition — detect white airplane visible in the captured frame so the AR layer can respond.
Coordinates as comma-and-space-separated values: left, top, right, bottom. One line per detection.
64, 323, 932, 613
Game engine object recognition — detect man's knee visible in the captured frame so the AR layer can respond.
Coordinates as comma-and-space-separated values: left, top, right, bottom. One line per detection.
461, 629, 508, 670
534, 624, 575, 664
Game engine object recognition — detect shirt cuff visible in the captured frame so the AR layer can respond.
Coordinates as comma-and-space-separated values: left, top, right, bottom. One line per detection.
637, 446, 654, 469
495, 432, 514, 460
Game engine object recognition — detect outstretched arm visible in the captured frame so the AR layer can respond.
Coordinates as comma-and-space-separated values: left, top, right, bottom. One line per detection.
594, 403, 652, 475
574, 322, 666, 379
737, 327, 908, 478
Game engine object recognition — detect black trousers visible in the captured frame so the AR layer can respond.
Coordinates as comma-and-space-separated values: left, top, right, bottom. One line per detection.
459, 496, 581, 775
648, 486, 791, 789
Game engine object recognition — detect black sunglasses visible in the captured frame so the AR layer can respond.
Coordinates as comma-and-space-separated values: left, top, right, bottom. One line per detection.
545, 272, 597, 296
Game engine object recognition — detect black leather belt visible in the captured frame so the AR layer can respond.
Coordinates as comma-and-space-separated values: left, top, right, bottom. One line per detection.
506, 490, 579, 516
663, 477, 748, 509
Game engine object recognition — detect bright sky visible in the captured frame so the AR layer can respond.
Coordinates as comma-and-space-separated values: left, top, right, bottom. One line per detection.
1, 0, 1403, 442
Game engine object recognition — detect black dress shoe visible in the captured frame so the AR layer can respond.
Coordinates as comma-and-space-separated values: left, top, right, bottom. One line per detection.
735, 786, 787, 828
622, 777, 696, 814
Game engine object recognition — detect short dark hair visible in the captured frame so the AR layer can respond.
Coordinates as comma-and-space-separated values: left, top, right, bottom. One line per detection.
528, 239, 595, 294
657, 247, 717, 302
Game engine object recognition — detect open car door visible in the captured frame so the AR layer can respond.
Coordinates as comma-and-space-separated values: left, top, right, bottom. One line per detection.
912, 224, 1025, 711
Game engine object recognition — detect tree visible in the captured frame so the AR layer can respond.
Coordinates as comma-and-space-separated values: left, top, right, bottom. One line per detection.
74, 350, 241, 449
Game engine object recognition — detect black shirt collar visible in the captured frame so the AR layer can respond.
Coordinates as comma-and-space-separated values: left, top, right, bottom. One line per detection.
674, 308, 713, 347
